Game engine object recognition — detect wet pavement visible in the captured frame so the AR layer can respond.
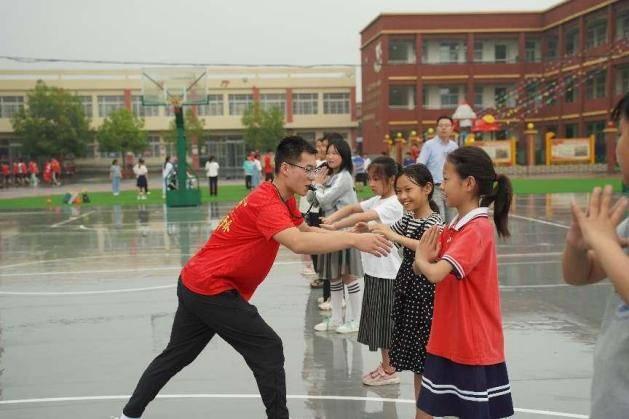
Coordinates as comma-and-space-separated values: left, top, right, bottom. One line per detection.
0, 193, 615, 418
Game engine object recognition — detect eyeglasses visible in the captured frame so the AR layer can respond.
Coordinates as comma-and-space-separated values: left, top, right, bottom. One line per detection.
285, 162, 323, 177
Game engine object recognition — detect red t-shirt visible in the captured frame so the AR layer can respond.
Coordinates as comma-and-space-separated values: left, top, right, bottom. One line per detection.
12, 163, 18, 174
426, 207, 506, 365
263, 154, 273, 174
2, 164, 9, 175
181, 182, 303, 300
28, 162, 39, 174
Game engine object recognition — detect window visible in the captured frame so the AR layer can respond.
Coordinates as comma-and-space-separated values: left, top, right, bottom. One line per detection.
98, 95, 125, 118
198, 94, 224, 116
144, 135, 161, 158
494, 44, 507, 63
474, 41, 483, 62
132, 96, 159, 117
389, 38, 416, 63
586, 17, 607, 49
564, 76, 578, 103
565, 123, 578, 138
617, 8, 629, 40
545, 79, 557, 106
525, 38, 541, 62
546, 34, 558, 60
474, 86, 484, 108
228, 94, 253, 116
439, 86, 460, 108
565, 27, 579, 56
292, 93, 318, 115
422, 39, 465, 63
389, 85, 416, 109
77, 96, 93, 118
586, 70, 606, 99
323, 92, 350, 114
526, 81, 541, 109
494, 87, 508, 107
0, 96, 24, 118
617, 67, 629, 95
260, 93, 286, 114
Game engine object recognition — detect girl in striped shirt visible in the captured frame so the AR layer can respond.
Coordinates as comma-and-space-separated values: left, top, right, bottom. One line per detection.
369, 164, 442, 410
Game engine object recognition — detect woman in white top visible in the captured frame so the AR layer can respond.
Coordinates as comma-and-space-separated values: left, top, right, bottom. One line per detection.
133, 158, 149, 200
307, 133, 363, 333
162, 156, 175, 198
205, 155, 220, 196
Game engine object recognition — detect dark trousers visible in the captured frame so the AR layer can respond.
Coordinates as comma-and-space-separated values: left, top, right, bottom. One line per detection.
245, 175, 252, 190
123, 280, 289, 419
208, 176, 218, 195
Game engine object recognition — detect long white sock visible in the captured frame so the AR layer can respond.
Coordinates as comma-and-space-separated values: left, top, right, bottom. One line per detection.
329, 280, 344, 324
346, 280, 361, 322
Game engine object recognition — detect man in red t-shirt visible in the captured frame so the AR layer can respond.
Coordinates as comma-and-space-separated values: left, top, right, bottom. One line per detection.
121, 136, 392, 419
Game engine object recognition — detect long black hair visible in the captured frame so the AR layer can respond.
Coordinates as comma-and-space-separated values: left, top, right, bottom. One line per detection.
446, 146, 512, 238
612, 92, 629, 123
325, 133, 353, 174
396, 163, 439, 213
367, 156, 399, 196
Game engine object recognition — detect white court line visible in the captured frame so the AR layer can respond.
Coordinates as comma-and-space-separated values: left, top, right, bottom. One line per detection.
511, 214, 569, 229
0, 393, 588, 418
49, 210, 96, 228
0, 284, 176, 296
0, 261, 304, 278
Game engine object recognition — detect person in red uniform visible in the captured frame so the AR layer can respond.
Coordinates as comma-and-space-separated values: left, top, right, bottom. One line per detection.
28, 159, 39, 186
43, 159, 52, 184
50, 157, 61, 186
119, 136, 392, 419
1, 161, 10, 187
263, 149, 275, 181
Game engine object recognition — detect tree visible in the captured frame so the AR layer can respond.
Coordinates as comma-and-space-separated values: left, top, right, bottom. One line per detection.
163, 108, 207, 155
96, 108, 147, 156
11, 81, 92, 158
242, 102, 285, 152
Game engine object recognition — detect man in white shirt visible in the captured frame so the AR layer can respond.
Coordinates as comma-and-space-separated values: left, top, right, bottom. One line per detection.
205, 155, 220, 196
417, 116, 458, 222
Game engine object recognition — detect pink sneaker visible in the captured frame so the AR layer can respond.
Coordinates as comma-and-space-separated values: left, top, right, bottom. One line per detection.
362, 364, 382, 380
362, 365, 400, 386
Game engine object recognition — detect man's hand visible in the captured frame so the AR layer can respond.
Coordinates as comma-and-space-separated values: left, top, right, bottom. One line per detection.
571, 186, 628, 250
354, 233, 392, 257
416, 226, 441, 263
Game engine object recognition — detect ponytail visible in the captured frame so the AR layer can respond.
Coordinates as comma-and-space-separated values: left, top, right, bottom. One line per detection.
448, 147, 513, 238
428, 198, 440, 213
480, 173, 513, 238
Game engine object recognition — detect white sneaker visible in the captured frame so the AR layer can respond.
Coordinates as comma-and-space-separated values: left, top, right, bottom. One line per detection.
318, 299, 332, 311
317, 296, 325, 304
314, 318, 340, 332
336, 320, 359, 334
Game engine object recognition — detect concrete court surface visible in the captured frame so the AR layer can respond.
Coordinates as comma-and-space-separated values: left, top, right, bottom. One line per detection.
0, 193, 618, 418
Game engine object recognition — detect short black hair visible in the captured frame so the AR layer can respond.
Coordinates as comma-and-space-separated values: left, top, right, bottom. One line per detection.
274, 136, 317, 174
612, 92, 629, 124
325, 133, 353, 173
436, 115, 454, 125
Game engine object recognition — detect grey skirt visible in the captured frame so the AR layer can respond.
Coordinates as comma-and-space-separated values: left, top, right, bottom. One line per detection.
316, 247, 363, 280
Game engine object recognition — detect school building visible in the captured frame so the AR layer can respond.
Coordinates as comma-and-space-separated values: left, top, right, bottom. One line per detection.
360, 0, 629, 164
0, 66, 358, 177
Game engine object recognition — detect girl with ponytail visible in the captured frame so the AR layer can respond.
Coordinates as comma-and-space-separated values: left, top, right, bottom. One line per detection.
368, 163, 443, 412
413, 146, 514, 419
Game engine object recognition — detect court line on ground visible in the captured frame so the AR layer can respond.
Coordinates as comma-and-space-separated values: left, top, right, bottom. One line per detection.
49, 210, 96, 228
0, 393, 588, 418
511, 214, 569, 229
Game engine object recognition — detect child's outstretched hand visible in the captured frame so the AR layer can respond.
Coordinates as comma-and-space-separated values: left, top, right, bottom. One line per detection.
571, 185, 628, 250
416, 225, 441, 263
320, 222, 337, 231
352, 222, 370, 233
370, 223, 394, 240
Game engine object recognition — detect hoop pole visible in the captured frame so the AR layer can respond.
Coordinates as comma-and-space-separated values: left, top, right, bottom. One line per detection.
175, 106, 187, 191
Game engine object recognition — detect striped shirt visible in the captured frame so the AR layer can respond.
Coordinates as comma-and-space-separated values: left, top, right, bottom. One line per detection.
391, 211, 443, 253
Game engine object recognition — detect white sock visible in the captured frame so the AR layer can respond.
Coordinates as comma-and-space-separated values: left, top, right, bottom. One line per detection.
329, 280, 344, 324
346, 280, 361, 322
120, 414, 140, 419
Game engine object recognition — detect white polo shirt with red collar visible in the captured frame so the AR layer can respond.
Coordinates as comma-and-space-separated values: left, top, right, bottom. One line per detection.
426, 207, 506, 366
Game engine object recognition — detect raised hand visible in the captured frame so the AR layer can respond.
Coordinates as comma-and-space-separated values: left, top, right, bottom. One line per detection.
320, 223, 337, 231
571, 185, 628, 250
416, 226, 441, 263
